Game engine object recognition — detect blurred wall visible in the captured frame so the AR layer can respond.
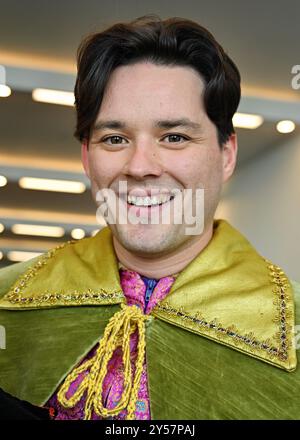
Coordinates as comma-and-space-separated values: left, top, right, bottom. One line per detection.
217, 134, 300, 280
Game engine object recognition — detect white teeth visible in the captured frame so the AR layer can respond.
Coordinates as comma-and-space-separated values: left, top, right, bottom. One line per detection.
127, 194, 173, 206
149, 196, 158, 205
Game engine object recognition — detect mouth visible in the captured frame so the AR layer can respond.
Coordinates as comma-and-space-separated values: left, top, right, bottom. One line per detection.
126, 194, 175, 207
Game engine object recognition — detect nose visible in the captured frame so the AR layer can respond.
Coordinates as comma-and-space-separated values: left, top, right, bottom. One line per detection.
123, 142, 163, 180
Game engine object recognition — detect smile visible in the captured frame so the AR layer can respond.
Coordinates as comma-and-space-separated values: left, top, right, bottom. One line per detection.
127, 194, 175, 207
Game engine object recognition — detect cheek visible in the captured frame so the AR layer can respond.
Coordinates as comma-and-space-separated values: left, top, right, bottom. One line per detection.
164, 150, 200, 184
88, 151, 119, 188
207, 149, 223, 179
180, 149, 223, 189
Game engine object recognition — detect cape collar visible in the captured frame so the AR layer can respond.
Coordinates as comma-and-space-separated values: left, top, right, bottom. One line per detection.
0, 219, 296, 372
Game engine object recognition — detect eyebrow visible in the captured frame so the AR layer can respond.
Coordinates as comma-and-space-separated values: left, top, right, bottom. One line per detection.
92, 118, 202, 132
155, 118, 202, 130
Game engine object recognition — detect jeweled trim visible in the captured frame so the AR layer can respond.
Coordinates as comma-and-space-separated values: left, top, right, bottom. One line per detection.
154, 259, 292, 363
155, 302, 281, 358
3, 241, 124, 307
267, 260, 293, 362
5, 289, 125, 306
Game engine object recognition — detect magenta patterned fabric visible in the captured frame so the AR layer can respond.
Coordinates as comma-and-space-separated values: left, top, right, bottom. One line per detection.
45, 269, 176, 420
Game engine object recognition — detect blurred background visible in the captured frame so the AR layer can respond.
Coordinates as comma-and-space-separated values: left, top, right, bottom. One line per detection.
0, 0, 299, 279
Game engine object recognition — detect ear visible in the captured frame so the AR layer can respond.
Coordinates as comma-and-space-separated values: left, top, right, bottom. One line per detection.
222, 133, 238, 183
81, 140, 90, 179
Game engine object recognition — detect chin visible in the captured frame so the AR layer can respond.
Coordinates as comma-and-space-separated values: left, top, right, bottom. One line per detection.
115, 224, 183, 255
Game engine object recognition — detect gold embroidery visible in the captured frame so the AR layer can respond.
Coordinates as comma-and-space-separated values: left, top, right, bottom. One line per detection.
154, 259, 293, 364
5, 289, 124, 306
268, 260, 293, 361
3, 240, 124, 306
155, 302, 280, 356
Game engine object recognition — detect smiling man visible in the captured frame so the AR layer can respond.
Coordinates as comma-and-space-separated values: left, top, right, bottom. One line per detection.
0, 15, 299, 420
83, 60, 236, 277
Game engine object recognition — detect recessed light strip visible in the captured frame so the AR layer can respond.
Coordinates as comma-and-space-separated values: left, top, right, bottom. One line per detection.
11, 224, 65, 238
7, 250, 43, 262
32, 88, 74, 106
19, 177, 86, 194
233, 113, 264, 129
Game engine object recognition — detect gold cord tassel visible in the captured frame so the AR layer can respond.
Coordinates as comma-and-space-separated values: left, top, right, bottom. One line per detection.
57, 304, 150, 420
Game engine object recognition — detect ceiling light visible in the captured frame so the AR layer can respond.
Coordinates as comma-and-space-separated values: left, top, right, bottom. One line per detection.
0, 84, 11, 97
0, 175, 7, 187
32, 88, 74, 106
276, 120, 296, 134
0, 251, 3, 260
0, 223, 4, 233
71, 228, 85, 239
11, 224, 65, 238
7, 250, 43, 262
233, 113, 264, 129
19, 177, 86, 194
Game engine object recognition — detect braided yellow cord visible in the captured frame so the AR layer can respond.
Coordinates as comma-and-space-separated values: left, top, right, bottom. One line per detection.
57, 304, 150, 420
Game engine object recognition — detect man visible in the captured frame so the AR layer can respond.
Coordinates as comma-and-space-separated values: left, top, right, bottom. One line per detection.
0, 15, 299, 420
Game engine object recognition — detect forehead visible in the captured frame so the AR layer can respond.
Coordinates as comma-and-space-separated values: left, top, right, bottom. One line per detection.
98, 62, 205, 120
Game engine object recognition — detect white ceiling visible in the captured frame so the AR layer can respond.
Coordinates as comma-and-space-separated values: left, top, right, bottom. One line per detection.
1, 0, 300, 97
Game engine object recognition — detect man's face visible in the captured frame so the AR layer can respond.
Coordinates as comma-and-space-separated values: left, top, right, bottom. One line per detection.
82, 62, 237, 256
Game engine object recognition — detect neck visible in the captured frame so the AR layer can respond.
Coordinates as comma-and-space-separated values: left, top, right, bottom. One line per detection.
113, 224, 214, 279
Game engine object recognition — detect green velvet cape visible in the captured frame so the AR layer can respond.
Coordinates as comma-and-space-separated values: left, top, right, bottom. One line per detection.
0, 220, 299, 419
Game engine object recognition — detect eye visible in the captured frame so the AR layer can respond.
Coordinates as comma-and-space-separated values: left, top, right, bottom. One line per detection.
162, 134, 189, 143
102, 135, 128, 145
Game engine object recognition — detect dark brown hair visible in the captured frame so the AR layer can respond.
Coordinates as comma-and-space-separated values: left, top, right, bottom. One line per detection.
74, 15, 241, 146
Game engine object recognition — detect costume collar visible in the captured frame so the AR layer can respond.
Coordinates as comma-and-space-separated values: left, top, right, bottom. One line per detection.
0, 220, 296, 372
0, 227, 124, 308
153, 221, 297, 372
